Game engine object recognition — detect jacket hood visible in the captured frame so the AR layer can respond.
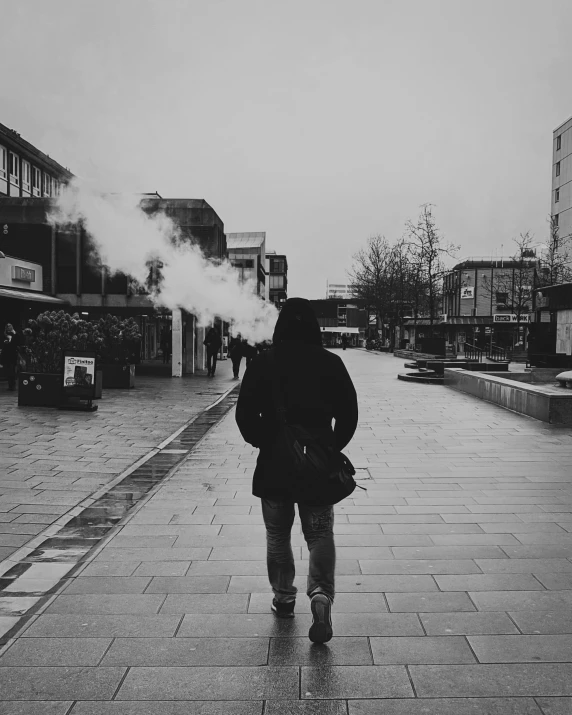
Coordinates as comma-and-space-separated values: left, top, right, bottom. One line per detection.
272, 298, 322, 346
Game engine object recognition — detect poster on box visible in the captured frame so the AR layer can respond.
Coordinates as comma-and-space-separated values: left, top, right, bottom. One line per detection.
62, 351, 97, 398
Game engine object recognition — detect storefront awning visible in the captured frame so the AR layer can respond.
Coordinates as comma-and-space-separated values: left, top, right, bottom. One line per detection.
320, 327, 360, 334
0, 287, 68, 304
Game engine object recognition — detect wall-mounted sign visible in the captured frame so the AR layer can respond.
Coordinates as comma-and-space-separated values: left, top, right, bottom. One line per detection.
460, 286, 474, 299
493, 314, 531, 323
12, 266, 35, 283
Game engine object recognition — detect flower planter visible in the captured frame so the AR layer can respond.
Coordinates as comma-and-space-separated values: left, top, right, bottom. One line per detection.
18, 373, 62, 407
101, 364, 135, 389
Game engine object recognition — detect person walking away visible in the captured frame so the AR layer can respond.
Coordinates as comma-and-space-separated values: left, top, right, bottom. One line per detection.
341, 335, 348, 350
204, 326, 222, 377
236, 298, 358, 643
243, 340, 258, 367
1, 324, 22, 391
229, 335, 244, 379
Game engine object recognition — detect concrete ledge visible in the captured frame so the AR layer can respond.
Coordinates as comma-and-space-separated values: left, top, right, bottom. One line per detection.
444, 368, 572, 425
394, 350, 447, 360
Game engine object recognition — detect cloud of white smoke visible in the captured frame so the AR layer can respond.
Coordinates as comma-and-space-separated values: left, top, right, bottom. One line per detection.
49, 180, 278, 344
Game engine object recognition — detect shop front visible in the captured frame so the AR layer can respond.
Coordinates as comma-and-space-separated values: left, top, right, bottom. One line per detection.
320, 326, 361, 347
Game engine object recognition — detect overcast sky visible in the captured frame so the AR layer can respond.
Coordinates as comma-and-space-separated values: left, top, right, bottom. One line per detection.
3, 0, 571, 298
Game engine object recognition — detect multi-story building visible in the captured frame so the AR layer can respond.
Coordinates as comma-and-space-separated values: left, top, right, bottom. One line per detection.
227, 232, 266, 297
552, 115, 572, 244
0, 123, 73, 199
439, 255, 538, 353
0, 194, 227, 376
326, 281, 354, 300
310, 298, 367, 347
265, 250, 288, 307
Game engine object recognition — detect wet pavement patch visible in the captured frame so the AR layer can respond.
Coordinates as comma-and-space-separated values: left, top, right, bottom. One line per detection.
0, 386, 239, 640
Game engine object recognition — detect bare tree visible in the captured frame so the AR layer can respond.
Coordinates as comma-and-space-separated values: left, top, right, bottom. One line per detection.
348, 235, 394, 334
481, 232, 538, 344
537, 215, 572, 287
404, 204, 459, 323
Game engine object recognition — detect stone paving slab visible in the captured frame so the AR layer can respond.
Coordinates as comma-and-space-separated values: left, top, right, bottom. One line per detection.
3, 351, 572, 709
0, 365, 235, 563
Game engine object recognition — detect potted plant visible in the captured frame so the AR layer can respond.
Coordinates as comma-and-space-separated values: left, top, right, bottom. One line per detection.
96, 315, 141, 389
20, 311, 105, 407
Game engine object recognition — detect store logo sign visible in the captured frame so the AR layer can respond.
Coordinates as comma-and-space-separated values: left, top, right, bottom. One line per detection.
13, 266, 35, 282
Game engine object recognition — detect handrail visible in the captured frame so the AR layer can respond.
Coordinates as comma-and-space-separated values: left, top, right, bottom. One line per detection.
486, 343, 508, 362
463, 342, 483, 362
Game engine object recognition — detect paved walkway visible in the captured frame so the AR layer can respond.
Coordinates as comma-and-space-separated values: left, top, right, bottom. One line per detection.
2, 350, 572, 713
0, 360, 236, 563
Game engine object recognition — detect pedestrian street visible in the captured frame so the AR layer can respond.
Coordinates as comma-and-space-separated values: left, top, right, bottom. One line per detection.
2, 349, 572, 713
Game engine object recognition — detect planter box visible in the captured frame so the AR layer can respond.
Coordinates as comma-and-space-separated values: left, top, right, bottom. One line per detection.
18, 373, 62, 407
101, 364, 135, 389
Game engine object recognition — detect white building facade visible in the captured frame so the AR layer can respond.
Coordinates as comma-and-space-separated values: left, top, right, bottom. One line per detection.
553, 115, 572, 244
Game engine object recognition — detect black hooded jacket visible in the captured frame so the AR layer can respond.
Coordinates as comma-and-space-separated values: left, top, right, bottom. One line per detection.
235, 298, 358, 501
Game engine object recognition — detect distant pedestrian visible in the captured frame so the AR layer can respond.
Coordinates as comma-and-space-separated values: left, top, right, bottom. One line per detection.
341, 335, 348, 350
204, 326, 222, 377
229, 335, 244, 379
1, 324, 22, 391
160, 328, 172, 364
236, 298, 358, 643
243, 341, 258, 367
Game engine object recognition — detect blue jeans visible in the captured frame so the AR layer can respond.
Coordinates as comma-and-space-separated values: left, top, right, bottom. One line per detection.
261, 498, 335, 603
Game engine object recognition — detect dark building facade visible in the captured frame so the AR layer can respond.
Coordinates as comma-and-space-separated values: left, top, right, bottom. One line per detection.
310, 298, 368, 347
0, 195, 227, 374
266, 251, 287, 307
0, 123, 73, 199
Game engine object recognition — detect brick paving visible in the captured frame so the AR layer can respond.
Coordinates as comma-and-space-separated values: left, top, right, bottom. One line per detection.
0, 361, 235, 563
2, 349, 572, 712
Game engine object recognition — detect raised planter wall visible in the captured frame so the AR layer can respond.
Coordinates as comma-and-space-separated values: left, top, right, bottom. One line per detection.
444, 368, 572, 425
101, 364, 135, 389
18, 373, 61, 407
394, 350, 447, 360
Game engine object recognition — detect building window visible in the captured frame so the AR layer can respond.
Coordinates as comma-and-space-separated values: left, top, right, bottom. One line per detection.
556, 162, 561, 177
271, 259, 285, 273
554, 214, 559, 227
270, 275, 285, 290
32, 167, 41, 196
555, 188, 560, 203
557, 135, 561, 151
43, 173, 52, 196
22, 160, 31, 192
9, 152, 19, 186
0, 145, 6, 180
496, 292, 508, 307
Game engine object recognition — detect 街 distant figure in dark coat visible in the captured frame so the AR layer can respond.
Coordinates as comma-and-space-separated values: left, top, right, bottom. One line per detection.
1, 324, 22, 391
236, 298, 358, 643
204, 326, 222, 377
229, 335, 245, 379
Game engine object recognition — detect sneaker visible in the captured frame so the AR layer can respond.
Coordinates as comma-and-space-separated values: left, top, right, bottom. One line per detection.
271, 598, 295, 618
309, 593, 333, 643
